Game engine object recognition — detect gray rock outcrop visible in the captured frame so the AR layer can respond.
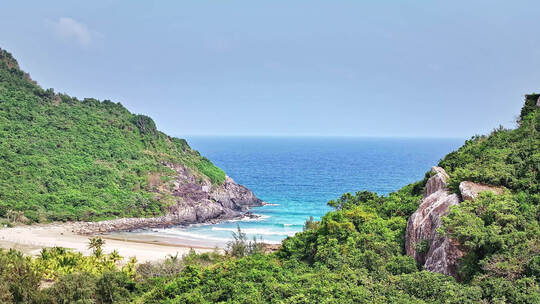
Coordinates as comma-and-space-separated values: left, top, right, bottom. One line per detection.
75, 162, 263, 234
405, 167, 506, 278
459, 181, 504, 202
423, 166, 451, 198
405, 167, 463, 276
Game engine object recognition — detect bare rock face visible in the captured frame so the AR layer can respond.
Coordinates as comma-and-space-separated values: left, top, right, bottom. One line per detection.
75, 162, 263, 234
210, 176, 262, 211
423, 166, 450, 198
459, 181, 504, 201
406, 168, 507, 277
537, 96, 540, 107
405, 166, 464, 277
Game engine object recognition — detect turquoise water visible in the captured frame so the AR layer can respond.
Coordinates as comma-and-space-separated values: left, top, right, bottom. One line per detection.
142, 137, 463, 246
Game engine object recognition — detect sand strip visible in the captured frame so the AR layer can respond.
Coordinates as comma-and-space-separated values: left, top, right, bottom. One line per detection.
0, 223, 216, 262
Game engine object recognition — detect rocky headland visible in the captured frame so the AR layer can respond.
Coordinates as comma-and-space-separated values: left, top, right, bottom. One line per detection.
75, 162, 263, 234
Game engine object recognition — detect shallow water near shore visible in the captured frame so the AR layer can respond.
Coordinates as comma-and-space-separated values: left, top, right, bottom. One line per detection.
118, 137, 463, 247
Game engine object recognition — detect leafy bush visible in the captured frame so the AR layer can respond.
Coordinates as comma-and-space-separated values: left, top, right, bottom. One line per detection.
443, 192, 540, 282
132, 114, 157, 136
0, 249, 42, 303
439, 105, 539, 193
225, 225, 263, 258
46, 272, 97, 304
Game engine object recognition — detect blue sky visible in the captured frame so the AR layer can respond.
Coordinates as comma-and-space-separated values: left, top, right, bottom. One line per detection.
1, 1, 539, 137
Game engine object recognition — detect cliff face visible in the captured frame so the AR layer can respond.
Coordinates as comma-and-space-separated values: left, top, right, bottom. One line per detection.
159, 162, 263, 225
76, 165, 263, 233
405, 167, 505, 278
405, 167, 463, 275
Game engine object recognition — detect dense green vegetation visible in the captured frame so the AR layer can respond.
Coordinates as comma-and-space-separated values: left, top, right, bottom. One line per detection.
0, 48, 538, 303
4, 182, 537, 303
439, 94, 539, 193
0, 48, 226, 223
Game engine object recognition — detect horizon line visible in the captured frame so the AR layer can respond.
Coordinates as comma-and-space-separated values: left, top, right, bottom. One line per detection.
176, 134, 468, 140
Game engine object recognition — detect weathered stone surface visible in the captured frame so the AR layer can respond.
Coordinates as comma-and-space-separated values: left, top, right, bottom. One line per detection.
423, 166, 450, 198
459, 181, 504, 201
405, 187, 461, 266
406, 167, 507, 277
405, 166, 464, 277
75, 162, 263, 234
537, 96, 540, 107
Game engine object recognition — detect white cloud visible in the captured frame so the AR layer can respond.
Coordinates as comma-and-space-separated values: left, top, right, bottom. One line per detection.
53, 17, 93, 46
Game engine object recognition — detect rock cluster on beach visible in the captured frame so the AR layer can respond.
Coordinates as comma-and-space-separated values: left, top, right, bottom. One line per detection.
405, 166, 504, 278
75, 162, 263, 234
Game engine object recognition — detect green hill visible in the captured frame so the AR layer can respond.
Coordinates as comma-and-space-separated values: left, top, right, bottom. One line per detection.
0, 48, 226, 223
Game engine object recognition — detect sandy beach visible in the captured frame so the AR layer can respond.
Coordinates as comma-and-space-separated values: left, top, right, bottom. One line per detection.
0, 223, 217, 262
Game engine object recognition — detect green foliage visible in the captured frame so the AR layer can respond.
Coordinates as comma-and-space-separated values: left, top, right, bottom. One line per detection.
303, 216, 319, 231
0, 48, 226, 222
280, 185, 420, 270
439, 99, 539, 193
0, 249, 42, 303
46, 272, 97, 304
414, 239, 430, 255
95, 271, 136, 303
132, 114, 157, 136
195, 157, 226, 185
520, 93, 540, 121
225, 225, 264, 258
443, 192, 540, 282
33, 246, 123, 280
88, 237, 106, 258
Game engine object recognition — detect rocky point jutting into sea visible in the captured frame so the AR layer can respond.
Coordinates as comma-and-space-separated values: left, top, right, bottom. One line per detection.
75, 162, 263, 234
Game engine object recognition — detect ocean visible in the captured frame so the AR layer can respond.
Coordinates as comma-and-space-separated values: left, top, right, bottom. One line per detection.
131, 137, 463, 246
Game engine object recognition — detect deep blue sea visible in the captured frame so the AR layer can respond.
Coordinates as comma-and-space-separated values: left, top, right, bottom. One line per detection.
141, 137, 463, 246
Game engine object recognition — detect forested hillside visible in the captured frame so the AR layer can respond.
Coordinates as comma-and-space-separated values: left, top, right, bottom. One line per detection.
0, 48, 226, 223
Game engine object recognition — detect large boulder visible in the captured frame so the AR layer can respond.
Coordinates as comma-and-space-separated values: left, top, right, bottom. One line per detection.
406, 168, 507, 278
459, 181, 504, 201
423, 166, 450, 198
405, 167, 464, 277
210, 176, 263, 210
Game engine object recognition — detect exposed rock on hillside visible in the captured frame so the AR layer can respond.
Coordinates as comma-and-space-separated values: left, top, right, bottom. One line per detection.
423, 166, 450, 198
405, 167, 462, 275
406, 167, 506, 277
75, 163, 263, 234
459, 181, 504, 202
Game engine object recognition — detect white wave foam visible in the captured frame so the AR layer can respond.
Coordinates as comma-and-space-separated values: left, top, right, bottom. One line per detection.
211, 227, 298, 237
144, 229, 230, 243
225, 214, 270, 222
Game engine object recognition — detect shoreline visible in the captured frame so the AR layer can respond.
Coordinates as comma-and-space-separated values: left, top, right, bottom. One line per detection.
0, 204, 280, 261
0, 222, 218, 262
73, 211, 262, 235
